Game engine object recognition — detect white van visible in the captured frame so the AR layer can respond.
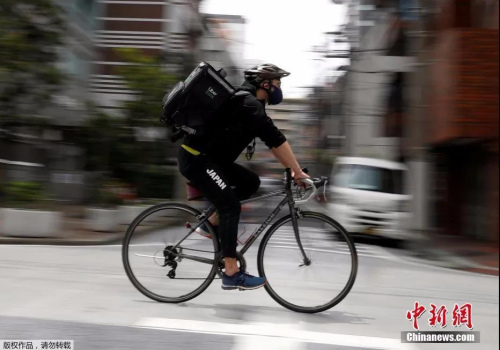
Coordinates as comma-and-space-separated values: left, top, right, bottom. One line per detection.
327, 157, 412, 240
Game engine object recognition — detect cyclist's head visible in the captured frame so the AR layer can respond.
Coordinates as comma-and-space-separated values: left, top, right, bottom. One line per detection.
244, 63, 290, 105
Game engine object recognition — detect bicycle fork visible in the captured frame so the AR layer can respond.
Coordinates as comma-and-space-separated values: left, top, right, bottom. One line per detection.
289, 201, 311, 267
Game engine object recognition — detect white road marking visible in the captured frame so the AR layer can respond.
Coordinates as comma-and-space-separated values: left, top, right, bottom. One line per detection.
274, 227, 326, 233
267, 245, 391, 260
270, 230, 389, 258
232, 334, 302, 350
267, 241, 392, 260
135, 317, 415, 350
0, 244, 495, 279
269, 238, 371, 252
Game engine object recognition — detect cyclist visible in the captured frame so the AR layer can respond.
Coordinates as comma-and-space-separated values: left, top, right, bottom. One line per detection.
177, 63, 310, 291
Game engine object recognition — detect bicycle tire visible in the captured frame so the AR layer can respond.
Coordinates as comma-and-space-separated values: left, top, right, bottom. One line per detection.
122, 202, 219, 303
257, 211, 358, 313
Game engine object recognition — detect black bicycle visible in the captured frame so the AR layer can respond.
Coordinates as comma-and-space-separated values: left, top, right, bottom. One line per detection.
122, 169, 358, 313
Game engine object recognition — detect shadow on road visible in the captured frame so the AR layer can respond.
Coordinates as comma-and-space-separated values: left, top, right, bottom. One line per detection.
173, 302, 373, 325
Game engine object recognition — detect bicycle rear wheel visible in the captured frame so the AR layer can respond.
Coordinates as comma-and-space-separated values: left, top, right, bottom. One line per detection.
257, 211, 358, 313
122, 203, 219, 303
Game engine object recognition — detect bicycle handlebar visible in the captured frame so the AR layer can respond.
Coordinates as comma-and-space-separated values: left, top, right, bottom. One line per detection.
294, 177, 329, 205
284, 168, 329, 205
295, 179, 317, 205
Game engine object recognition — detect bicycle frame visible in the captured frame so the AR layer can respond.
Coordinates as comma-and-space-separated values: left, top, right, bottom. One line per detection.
169, 168, 311, 265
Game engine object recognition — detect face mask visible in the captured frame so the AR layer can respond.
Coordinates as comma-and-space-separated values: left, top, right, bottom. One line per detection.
268, 85, 283, 105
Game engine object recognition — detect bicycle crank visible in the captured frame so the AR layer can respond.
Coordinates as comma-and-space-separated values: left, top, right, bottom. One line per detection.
215, 252, 247, 278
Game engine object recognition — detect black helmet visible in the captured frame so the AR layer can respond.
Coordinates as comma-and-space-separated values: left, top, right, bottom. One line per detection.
244, 63, 290, 85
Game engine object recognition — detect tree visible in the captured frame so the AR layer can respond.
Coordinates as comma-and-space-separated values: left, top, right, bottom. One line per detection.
0, 0, 65, 126
77, 48, 191, 199
114, 48, 184, 128
74, 49, 194, 199
113, 48, 192, 198
76, 107, 118, 173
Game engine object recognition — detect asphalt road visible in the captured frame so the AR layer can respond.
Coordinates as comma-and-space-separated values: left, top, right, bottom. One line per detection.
0, 232, 498, 350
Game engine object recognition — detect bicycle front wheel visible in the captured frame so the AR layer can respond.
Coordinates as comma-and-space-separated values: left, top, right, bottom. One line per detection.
122, 203, 219, 303
258, 211, 358, 313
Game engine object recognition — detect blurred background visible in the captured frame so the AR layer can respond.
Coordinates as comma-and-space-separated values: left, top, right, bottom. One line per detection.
0, 0, 498, 262
0, 2, 498, 349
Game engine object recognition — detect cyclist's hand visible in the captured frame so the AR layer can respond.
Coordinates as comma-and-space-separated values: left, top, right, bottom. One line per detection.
292, 168, 310, 187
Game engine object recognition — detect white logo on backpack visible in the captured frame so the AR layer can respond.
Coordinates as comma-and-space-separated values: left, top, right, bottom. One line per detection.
206, 169, 227, 190
205, 87, 218, 99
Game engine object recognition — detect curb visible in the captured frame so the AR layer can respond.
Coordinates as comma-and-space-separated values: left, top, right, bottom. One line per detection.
463, 267, 499, 276
0, 221, 177, 247
0, 233, 124, 246
406, 243, 499, 276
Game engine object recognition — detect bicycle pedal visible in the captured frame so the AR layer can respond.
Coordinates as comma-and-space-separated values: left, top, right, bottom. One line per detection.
221, 285, 237, 291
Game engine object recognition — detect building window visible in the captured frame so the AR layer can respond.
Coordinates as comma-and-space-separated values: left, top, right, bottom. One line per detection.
473, 0, 499, 29
75, 0, 97, 30
76, 0, 95, 16
399, 0, 419, 21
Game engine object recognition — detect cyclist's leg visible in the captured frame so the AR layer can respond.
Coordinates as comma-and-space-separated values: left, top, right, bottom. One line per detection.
221, 162, 261, 201
178, 151, 266, 289
204, 162, 260, 227
178, 150, 240, 261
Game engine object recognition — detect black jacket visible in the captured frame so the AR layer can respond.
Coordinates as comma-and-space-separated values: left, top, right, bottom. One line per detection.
182, 81, 287, 164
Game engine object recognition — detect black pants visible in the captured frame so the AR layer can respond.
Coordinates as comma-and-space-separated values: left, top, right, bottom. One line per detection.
178, 148, 260, 258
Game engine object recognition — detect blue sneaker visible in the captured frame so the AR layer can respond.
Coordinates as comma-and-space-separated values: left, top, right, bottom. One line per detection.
222, 270, 266, 291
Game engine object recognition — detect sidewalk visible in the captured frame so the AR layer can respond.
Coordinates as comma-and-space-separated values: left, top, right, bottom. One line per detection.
0, 205, 124, 246
302, 200, 499, 277
407, 231, 499, 276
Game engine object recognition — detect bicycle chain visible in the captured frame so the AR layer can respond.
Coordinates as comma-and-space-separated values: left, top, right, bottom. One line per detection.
163, 246, 215, 255
177, 247, 216, 254
163, 246, 219, 280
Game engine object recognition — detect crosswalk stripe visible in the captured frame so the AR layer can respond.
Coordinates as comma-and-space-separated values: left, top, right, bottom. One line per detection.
135, 317, 415, 349
233, 334, 302, 350
269, 242, 369, 253
267, 239, 374, 252
267, 245, 359, 256
265, 244, 390, 259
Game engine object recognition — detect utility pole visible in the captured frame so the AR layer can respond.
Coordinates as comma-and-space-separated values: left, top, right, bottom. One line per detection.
404, 0, 435, 246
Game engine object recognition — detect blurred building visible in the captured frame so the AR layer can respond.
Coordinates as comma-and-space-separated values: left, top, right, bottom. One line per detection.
91, 1, 243, 114
331, 0, 498, 244
331, 0, 416, 161
50, 0, 102, 126
46, 0, 105, 202
91, 0, 201, 113
1, 0, 105, 202
408, 0, 499, 243
202, 14, 246, 85
246, 99, 314, 177
314, 70, 348, 149
328, 0, 425, 235
333, 0, 382, 47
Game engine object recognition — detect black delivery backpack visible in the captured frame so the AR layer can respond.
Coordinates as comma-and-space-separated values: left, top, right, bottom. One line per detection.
160, 61, 248, 141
